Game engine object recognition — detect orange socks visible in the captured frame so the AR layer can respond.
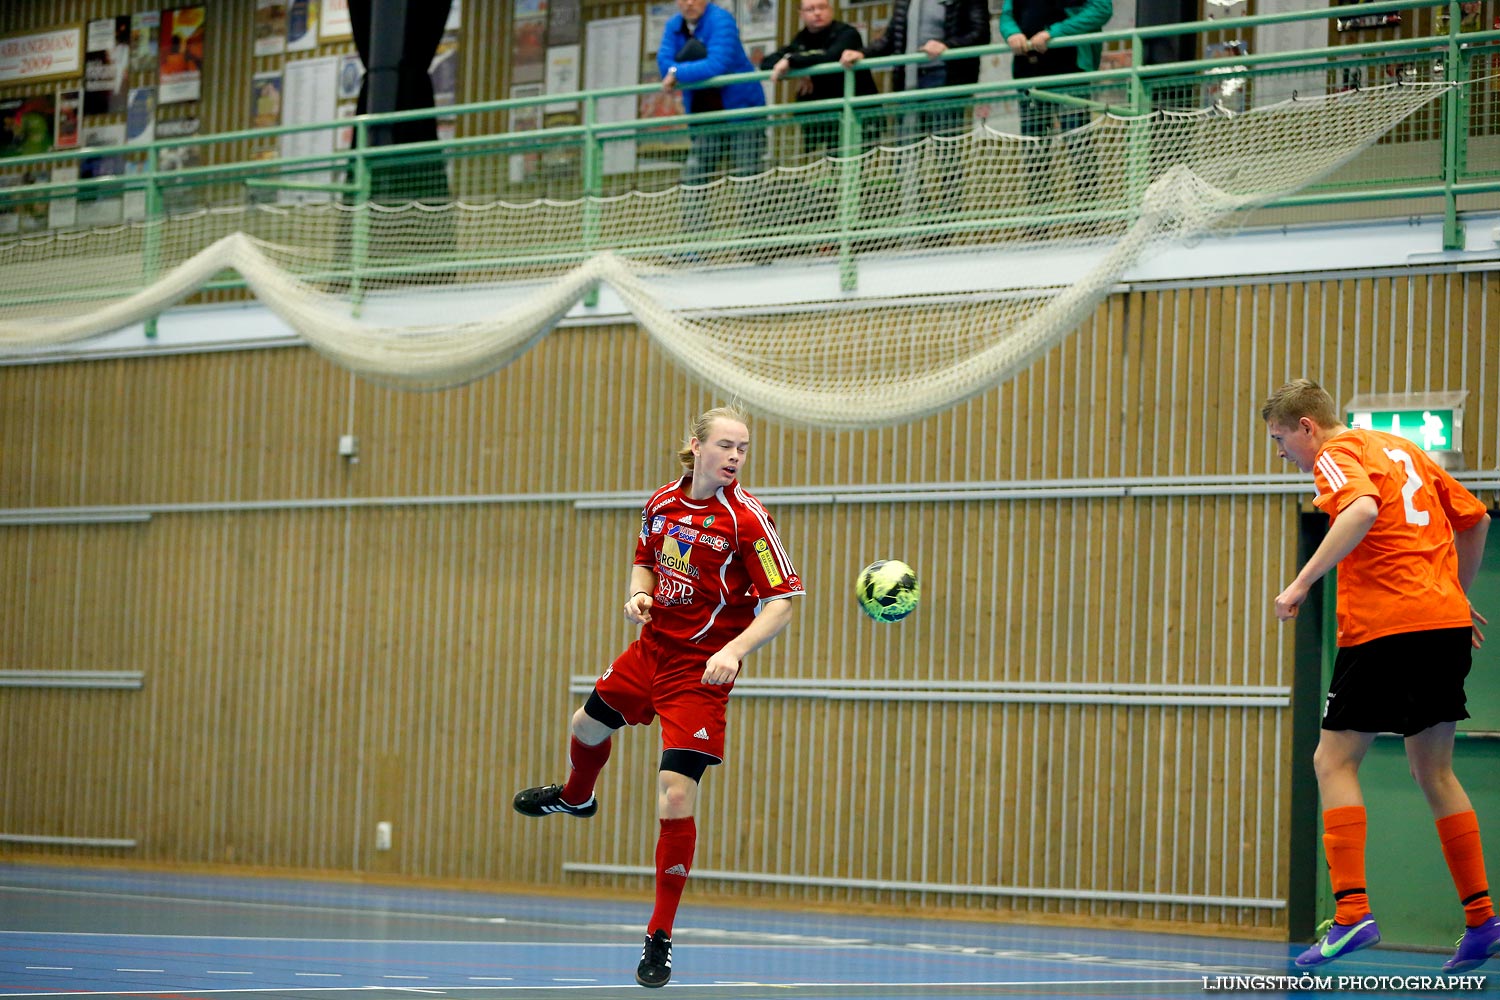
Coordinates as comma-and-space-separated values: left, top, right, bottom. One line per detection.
1323, 805, 1371, 925
1437, 810, 1496, 929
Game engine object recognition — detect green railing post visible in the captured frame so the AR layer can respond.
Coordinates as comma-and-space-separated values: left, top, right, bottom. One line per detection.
1124, 29, 1153, 220
582, 94, 602, 308
836, 63, 861, 292
1441, 0, 1464, 250
142, 145, 163, 339
350, 119, 372, 316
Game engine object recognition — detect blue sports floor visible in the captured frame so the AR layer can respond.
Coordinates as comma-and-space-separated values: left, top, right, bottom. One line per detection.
0, 864, 1488, 999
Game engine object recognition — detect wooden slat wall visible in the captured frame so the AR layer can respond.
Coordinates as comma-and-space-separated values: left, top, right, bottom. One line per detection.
1, 270, 1497, 936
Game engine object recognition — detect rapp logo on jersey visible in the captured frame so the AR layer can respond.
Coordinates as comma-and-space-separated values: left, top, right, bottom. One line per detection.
753, 537, 783, 587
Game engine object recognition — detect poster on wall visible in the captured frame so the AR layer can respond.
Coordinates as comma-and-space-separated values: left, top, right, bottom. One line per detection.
544, 44, 579, 112
159, 7, 206, 105
49, 163, 78, 228
0, 27, 84, 86
85, 16, 130, 116
55, 88, 80, 149
79, 123, 126, 228
511, 18, 546, 85
645, 3, 674, 52
584, 15, 641, 175
338, 52, 363, 100
334, 100, 356, 150
286, 0, 321, 52
0, 94, 56, 157
737, 0, 777, 41
126, 86, 156, 144
322, 0, 353, 40
255, 0, 288, 57
507, 83, 542, 183
1334, 0, 1401, 31
430, 32, 459, 107
156, 115, 198, 138
548, 0, 581, 46
280, 55, 338, 203
251, 70, 283, 128
130, 11, 160, 76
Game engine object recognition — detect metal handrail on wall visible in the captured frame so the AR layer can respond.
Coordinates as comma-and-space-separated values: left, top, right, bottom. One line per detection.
0, 0, 1495, 311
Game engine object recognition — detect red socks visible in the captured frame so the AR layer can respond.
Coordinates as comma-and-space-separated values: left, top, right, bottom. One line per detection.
647, 817, 697, 937
1323, 805, 1371, 925
1437, 809, 1496, 928
560, 735, 610, 806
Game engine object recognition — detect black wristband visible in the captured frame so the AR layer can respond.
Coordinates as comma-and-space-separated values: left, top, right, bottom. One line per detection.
631, 591, 651, 601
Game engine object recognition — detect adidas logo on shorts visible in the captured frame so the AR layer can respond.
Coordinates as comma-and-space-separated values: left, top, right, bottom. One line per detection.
692, 728, 709, 739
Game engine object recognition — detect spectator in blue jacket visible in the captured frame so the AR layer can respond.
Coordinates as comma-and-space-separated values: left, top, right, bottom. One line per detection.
659, 0, 768, 235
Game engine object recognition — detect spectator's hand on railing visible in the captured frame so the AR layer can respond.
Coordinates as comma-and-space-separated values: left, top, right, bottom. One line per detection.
662, 67, 678, 91
1028, 30, 1051, 53
1006, 32, 1029, 56
770, 57, 791, 82
921, 39, 948, 60
796, 77, 814, 97
839, 49, 864, 67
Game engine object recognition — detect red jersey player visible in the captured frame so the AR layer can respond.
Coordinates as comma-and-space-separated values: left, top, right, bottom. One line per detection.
513, 405, 803, 988
1264, 379, 1494, 973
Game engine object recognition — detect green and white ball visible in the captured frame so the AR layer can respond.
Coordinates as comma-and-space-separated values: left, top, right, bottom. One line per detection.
856, 559, 920, 622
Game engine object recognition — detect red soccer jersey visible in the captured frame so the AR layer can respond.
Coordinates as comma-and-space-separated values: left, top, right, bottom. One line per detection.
635, 475, 804, 651
1312, 428, 1488, 646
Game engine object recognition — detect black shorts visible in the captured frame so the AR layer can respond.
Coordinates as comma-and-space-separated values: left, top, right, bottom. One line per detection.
1324, 626, 1472, 736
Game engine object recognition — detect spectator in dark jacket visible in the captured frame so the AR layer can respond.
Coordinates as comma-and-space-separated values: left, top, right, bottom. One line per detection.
760, 0, 877, 155
838, 0, 991, 98
838, 0, 991, 226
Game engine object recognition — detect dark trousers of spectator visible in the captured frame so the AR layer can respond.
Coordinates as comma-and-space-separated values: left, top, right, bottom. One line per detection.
682, 123, 767, 234
893, 64, 970, 233
1015, 50, 1097, 208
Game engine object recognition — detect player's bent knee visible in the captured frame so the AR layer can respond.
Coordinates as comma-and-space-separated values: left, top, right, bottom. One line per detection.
573, 691, 625, 744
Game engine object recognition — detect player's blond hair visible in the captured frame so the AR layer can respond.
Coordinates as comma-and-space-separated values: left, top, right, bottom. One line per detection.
677, 405, 751, 471
1261, 379, 1340, 429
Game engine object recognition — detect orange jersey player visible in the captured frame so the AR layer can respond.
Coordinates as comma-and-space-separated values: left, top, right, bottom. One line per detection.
1264, 378, 1494, 973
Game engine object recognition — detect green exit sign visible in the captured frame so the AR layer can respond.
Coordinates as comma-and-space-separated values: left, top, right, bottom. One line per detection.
1348, 408, 1456, 452
1344, 390, 1465, 456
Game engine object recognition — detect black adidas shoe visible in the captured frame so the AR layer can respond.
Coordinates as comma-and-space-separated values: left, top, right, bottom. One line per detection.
635, 929, 672, 988
512, 784, 597, 818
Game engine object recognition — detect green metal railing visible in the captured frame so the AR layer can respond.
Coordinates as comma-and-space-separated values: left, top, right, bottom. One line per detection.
0, 0, 1496, 321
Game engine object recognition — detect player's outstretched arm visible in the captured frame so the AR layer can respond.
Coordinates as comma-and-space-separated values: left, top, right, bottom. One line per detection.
702, 597, 794, 685
1274, 495, 1379, 621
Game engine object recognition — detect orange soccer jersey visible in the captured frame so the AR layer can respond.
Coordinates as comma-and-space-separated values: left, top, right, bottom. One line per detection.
1313, 428, 1488, 646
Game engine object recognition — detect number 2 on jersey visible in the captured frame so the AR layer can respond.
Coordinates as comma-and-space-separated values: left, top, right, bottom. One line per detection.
1383, 447, 1430, 526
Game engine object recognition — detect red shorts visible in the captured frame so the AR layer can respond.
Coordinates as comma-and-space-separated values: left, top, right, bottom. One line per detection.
593, 636, 731, 763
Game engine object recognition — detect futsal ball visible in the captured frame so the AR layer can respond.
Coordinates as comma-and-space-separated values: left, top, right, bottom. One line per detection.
856, 559, 920, 622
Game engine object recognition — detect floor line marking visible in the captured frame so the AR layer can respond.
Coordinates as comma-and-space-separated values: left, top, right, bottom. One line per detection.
0, 977, 1204, 996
